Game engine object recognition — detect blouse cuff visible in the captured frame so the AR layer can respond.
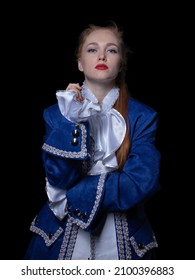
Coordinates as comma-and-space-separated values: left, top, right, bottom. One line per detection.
56, 90, 101, 123
45, 178, 68, 221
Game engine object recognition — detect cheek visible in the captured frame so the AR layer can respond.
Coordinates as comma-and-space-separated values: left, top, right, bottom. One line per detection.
78, 60, 90, 72
112, 61, 122, 73
80, 60, 94, 71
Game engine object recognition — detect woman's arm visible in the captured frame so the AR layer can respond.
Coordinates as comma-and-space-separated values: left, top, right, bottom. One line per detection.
66, 108, 161, 229
41, 104, 90, 190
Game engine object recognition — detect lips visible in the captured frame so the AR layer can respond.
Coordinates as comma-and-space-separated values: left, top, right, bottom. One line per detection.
95, 64, 108, 70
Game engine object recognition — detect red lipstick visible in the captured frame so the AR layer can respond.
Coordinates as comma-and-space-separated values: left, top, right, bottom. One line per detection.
95, 64, 108, 70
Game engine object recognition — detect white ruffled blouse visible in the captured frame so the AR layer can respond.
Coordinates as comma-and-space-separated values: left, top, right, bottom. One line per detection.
56, 82, 126, 175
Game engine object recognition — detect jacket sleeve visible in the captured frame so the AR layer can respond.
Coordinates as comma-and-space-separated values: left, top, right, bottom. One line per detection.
66, 108, 161, 230
41, 104, 90, 190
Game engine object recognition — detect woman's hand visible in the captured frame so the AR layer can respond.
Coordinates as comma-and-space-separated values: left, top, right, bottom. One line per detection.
66, 83, 84, 102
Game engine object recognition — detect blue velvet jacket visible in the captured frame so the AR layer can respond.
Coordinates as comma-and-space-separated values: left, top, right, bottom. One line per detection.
25, 97, 161, 260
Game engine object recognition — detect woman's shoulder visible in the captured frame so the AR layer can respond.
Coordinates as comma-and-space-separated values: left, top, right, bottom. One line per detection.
42, 103, 69, 127
128, 97, 158, 117
127, 98, 159, 136
43, 103, 61, 119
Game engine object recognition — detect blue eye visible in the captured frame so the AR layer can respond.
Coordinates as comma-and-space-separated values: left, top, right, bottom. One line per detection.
87, 48, 96, 53
108, 49, 118, 53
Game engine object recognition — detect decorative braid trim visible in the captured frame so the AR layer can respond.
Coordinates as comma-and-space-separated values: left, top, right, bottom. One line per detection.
70, 173, 106, 229
121, 213, 132, 260
115, 213, 125, 259
58, 218, 79, 260
130, 235, 158, 257
42, 123, 87, 158
90, 233, 96, 260
30, 217, 63, 247
65, 224, 79, 260
114, 212, 132, 260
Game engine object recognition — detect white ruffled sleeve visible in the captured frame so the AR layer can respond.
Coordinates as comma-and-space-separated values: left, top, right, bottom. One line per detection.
56, 90, 101, 123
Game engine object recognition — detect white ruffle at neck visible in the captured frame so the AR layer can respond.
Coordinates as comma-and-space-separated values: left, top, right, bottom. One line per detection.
56, 82, 126, 175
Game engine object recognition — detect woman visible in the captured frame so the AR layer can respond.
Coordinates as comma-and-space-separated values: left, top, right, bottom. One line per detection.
25, 21, 161, 260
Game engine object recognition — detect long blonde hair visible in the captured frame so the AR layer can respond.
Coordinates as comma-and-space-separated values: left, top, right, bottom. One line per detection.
76, 22, 131, 170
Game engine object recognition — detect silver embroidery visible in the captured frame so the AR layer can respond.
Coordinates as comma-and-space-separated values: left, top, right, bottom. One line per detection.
70, 173, 106, 229
30, 217, 63, 247
130, 234, 158, 257
121, 213, 132, 260
115, 213, 125, 259
65, 224, 79, 260
114, 212, 132, 260
58, 218, 79, 260
42, 123, 87, 158
90, 233, 96, 260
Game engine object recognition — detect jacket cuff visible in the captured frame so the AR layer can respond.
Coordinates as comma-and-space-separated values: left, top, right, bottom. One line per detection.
42, 122, 89, 160
66, 173, 107, 230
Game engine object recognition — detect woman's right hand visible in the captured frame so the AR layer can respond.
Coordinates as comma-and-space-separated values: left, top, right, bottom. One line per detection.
66, 83, 84, 102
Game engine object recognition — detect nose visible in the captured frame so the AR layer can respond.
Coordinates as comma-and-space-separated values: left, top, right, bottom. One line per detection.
98, 52, 106, 61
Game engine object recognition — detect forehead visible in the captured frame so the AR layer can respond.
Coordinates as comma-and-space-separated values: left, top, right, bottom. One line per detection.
84, 29, 119, 46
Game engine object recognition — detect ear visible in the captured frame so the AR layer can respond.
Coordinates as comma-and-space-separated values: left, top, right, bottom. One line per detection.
78, 60, 84, 72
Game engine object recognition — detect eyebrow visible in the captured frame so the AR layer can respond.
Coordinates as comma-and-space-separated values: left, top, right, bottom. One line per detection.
86, 42, 119, 48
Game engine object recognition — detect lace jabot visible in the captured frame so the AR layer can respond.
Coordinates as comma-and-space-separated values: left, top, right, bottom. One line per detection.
56, 82, 126, 175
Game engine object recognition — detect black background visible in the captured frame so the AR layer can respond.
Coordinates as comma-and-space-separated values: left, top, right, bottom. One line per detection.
1, 3, 193, 260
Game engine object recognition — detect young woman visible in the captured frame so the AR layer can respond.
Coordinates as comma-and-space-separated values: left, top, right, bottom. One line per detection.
25, 21, 161, 260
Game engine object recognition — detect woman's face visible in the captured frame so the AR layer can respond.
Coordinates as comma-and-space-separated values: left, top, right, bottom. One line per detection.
78, 29, 122, 84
